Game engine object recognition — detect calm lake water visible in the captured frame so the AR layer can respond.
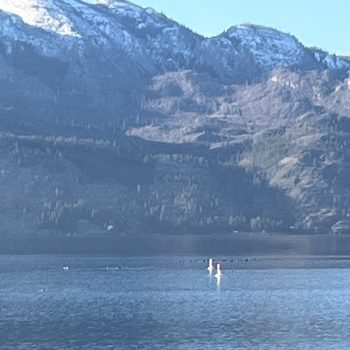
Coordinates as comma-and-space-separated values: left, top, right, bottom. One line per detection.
1, 255, 350, 349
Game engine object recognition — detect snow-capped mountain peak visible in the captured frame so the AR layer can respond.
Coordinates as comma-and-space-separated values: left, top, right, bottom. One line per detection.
0, 0, 348, 83
0, 0, 80, 37
224, 24, 305, 69
97, 0, 141, 10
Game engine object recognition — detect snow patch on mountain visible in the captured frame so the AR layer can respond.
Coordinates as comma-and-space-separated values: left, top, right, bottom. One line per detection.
313, 49, 349, 70
0, 0, 80, 37
98, 0, 199, 71
224, 24, 305, 69
97, 0, 142, 11
0, 0, 348, 84
0, 10, 75, 58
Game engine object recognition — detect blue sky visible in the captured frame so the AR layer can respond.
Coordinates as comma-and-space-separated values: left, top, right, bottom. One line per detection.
87, 0, 349, 56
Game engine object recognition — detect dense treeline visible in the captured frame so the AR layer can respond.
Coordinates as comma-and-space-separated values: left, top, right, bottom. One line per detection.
0, 131, 295, 237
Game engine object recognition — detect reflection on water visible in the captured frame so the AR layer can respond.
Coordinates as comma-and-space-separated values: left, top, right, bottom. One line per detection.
1, 256, 350, 349
215, 273, 222, 288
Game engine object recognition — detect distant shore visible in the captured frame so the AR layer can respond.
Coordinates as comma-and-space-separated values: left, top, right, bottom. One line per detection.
1, 232, 350, 256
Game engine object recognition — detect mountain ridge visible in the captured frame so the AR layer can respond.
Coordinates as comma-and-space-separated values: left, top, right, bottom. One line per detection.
0, 0, 348, 75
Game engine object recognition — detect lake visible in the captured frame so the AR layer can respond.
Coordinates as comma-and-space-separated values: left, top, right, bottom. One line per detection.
1, 255, 350, 349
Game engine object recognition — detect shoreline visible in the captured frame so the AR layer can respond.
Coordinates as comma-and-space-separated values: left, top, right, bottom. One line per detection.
2, 253, 350, 270
1, 233, 350, 256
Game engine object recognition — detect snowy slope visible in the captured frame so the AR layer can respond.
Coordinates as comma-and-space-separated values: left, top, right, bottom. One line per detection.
312, 48, 350, 70
0, 0, 202, 73
0, 0, 350, 91
96, 0, 200, 70
0, 0, 79, 36
0, 0, 348, 83
0, 0, 142, 54
225, 24, 306, 69
219, 24, 350, 72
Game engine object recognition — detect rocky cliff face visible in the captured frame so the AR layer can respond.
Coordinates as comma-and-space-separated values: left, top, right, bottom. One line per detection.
0, 0, 350, 237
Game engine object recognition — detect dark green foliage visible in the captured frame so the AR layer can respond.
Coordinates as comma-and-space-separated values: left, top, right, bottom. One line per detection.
0, 130, 296, 237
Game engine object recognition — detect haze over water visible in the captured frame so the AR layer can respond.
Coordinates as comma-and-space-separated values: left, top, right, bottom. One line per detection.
1, 255, 350, 349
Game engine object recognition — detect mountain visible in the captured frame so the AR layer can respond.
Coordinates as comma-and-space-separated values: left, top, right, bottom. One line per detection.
0, 0, 350, 241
